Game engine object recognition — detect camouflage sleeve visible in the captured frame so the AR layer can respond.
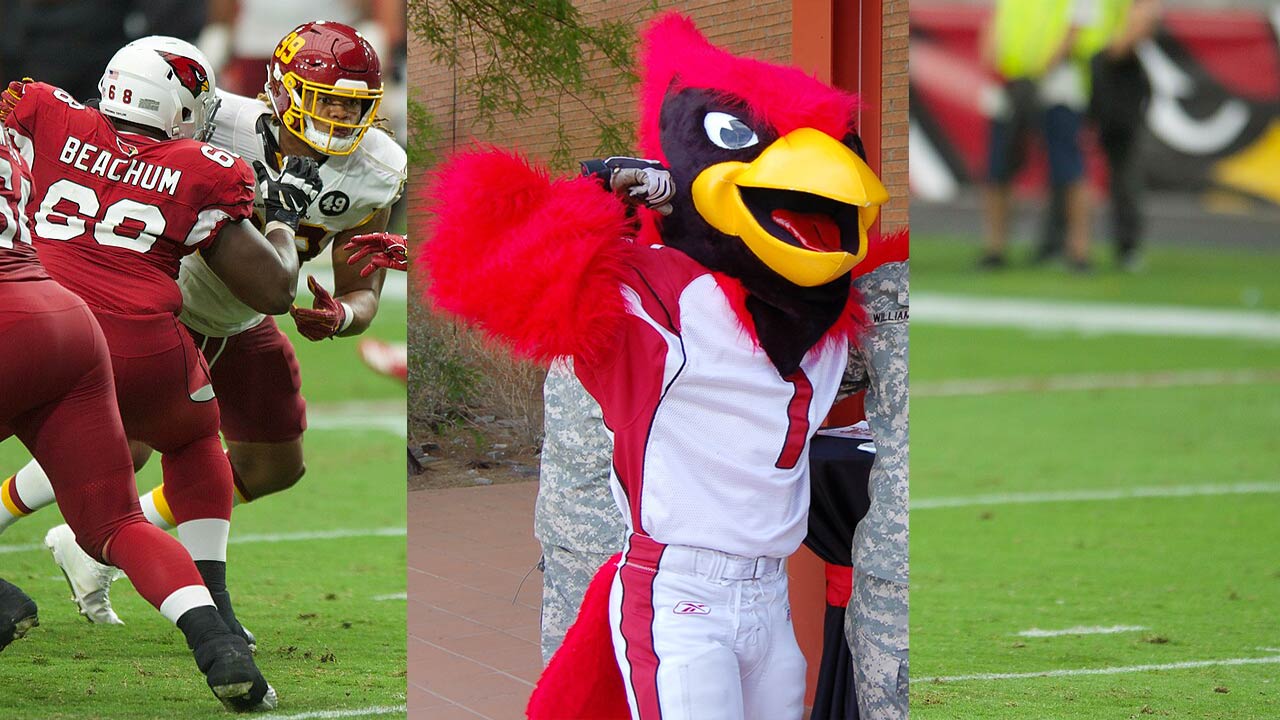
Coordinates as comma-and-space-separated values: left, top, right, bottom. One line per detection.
838, 337, 870, 403
848, 574, 909, 718
533, 359, 626, 553
850, 260, 909, 585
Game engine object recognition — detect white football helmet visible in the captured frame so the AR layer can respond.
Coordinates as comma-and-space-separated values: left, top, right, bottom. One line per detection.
98, 36, 221, 142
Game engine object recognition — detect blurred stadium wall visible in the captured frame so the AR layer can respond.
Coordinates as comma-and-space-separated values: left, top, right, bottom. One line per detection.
911, 1, 1280, 212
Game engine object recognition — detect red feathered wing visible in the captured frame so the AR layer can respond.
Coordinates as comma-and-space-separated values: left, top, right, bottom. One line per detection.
526, 556, 630, 720
419, 147, 638, 364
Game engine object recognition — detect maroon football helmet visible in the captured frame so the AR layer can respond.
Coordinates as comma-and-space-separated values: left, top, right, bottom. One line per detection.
266, 21, 383, 156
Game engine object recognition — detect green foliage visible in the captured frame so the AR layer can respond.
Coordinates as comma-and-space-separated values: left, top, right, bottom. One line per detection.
408, 1, 640, 431
409, 0, 646, 166
406, 94, 441, 169
407, 293, 479, 432
407, 293, 546, 447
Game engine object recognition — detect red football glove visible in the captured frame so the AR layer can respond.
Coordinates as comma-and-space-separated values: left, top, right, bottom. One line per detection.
343, 232, 408, 277
289, 276, 347, 341
0, 80, 29, 121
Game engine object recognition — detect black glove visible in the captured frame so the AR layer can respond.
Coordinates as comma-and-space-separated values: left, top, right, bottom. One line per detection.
254, 156, 323, 230
580, 156, 674, 215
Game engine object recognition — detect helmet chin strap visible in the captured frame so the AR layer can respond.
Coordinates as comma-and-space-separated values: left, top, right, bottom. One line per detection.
300, 115, 359, 154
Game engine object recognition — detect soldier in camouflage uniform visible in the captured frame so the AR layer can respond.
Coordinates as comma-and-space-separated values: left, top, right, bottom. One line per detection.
844, 257, 910, 720
534, 359, 625, 664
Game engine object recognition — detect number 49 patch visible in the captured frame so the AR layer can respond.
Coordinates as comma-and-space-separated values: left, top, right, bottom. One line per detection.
318, 190, 350, 216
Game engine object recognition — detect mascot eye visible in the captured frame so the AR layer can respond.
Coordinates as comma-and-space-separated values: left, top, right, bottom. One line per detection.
703, 112, 759, 150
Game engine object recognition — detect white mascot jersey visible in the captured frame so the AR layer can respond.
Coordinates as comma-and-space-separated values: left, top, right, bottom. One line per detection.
576, 245, 849, 559
178, 90, 406, 337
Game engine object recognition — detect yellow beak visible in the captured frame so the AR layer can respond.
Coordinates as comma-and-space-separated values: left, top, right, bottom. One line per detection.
690, 127, 889, 287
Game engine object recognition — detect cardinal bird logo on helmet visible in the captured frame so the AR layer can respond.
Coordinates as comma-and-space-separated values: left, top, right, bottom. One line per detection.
158, 52, 210, 97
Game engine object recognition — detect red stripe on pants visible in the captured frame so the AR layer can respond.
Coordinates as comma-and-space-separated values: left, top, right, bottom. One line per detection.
619, 535, 666, 719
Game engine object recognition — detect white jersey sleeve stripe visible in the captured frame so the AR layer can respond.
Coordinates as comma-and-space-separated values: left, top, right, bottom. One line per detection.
183, 207, 234, 246
620, 284, 684, 394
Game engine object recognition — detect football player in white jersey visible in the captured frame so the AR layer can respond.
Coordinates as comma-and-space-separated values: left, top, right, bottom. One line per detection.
151, 20, 407, 513
4, 21, 407, 624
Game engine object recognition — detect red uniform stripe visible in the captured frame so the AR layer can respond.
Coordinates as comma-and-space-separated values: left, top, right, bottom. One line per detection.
619, 535, 666, 719
775, 370, 813, 469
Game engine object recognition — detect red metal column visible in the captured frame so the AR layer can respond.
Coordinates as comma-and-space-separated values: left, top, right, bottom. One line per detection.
789, 0, 882, 708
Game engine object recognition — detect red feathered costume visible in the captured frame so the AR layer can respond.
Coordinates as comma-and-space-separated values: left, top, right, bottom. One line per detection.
421, 13, 901, 720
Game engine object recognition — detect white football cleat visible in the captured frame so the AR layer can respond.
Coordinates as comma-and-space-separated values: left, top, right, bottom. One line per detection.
44, 524, 125, 625
242, 684, 279, 713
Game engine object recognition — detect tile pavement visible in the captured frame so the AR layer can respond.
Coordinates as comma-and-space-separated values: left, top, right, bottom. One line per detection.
407, 481, 544, 720
405, 480, 835, 718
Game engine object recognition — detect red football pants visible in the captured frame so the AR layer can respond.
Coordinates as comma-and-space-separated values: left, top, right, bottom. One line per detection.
94, 310, 232, 525
0, 279, 202, 609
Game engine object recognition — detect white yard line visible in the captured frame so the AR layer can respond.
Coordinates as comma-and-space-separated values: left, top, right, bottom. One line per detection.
254, 705, 407, 720
308, 401, 405, 435
0, 527, 405, 555
231, 527, 406, 543
920, 654, 1280, 683
1017, 625, 1148, 638
373, 592, 407, 601
913, 481, 1280, 510
915, 368, 1280, 398
913, 293, 1280, 341
307, 414, 406, 434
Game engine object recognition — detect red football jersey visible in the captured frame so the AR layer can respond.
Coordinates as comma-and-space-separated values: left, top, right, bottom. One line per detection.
3, 82, 255, 315
0, 122, 45, 282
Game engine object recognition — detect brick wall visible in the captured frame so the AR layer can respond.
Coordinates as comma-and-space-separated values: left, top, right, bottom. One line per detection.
881, 0, 909, 230
410, 0, 909, 231
415, 1, 791, 169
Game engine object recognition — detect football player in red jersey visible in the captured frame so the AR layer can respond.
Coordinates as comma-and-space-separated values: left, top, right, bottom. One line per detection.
0, 23, 404, 625
0, 100, 273, 709
0, 35, 321, 676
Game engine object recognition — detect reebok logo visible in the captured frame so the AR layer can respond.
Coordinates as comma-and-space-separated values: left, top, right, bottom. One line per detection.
673, 601, 710, 615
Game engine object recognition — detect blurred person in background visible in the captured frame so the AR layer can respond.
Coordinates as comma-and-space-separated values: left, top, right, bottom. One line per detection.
1082, 0, 1162, 272
979, 0, 1093, 272
0, 0, 205, 102
198, 0, 408, 217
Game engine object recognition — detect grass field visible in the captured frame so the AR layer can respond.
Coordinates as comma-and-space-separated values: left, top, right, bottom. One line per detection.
911, 235, 1280, 719
0, 275, 408, 720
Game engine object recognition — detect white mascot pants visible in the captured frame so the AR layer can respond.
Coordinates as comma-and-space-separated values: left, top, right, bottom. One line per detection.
609, 533, 805, 720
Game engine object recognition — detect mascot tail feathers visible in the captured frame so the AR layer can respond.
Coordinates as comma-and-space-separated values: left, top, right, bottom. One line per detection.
526, 554, 631, 720
420, 147, 637, 364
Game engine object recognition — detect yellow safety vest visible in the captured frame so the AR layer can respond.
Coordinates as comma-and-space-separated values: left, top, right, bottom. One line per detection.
1076, 0, 1134, 59
993, 0, 1074, 80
